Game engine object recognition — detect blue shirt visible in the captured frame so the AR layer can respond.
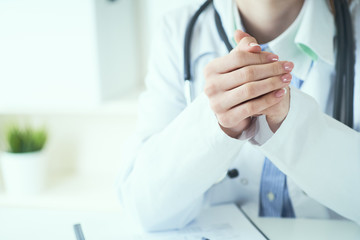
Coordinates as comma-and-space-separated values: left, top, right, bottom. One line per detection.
259, 44, 304, 218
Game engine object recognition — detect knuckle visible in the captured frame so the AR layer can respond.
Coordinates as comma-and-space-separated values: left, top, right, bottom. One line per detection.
239, 86, 250, 99
210, 100, 222, 112
269, 77, 279, 90
238, 105, 250, 118
258, 53, 265, 64
273, 62, 283, 74
204, 83, 215, 96
240, 67, 255, 82
246, 103, 256, 115
246, 67, 255, 80
245, 83, 256, 97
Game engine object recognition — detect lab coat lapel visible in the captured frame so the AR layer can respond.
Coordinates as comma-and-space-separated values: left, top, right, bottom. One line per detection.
300, 61, 335, 116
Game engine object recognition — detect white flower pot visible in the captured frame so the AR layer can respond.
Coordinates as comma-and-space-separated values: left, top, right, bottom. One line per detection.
0, 151, 46, 195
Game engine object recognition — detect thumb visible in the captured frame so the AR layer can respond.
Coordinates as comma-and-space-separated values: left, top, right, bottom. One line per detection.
234, 30, 250, 44
233, 30, 261, 53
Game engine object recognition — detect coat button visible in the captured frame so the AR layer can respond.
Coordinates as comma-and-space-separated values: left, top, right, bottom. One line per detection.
227, 169, 239, 178
240, 178, 248, 185
267, 192, 275, 202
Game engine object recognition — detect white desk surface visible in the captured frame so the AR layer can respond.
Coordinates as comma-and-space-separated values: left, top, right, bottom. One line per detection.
249, 215, 360, 240
0, 204, 265, 240
0, 204, 359, 240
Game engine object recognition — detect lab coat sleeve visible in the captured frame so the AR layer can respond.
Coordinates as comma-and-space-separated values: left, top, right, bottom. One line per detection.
117, 15, 247, 231
256, 87, 360, 224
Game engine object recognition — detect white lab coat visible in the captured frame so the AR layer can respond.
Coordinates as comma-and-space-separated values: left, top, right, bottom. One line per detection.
118, 0, 360, 231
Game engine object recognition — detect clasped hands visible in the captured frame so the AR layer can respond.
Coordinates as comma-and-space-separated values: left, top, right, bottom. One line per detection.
204, 30, 292, 138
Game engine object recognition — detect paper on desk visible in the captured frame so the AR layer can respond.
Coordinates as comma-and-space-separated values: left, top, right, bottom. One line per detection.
84, 204, 266, 240
139, 204, 265, 240
137, 223, 241, 240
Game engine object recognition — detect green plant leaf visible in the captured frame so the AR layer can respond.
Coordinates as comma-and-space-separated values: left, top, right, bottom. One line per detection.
6, 125, 47, 153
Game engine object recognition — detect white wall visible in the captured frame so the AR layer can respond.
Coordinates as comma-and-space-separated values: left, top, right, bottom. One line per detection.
0, 0, 98, 111
0, 0, 139, 112
137, 0, 201, 83
95, 0, 139, 100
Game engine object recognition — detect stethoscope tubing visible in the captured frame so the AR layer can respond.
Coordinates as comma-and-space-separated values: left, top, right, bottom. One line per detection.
183, 0, 213, 105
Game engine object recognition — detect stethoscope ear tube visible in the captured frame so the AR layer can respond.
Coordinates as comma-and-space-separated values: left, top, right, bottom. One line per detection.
214, 9, 233, 52
333, 0, 355, 128
183, 0, 213, 84
183, 0, 213, 105
343, 0, 355, 128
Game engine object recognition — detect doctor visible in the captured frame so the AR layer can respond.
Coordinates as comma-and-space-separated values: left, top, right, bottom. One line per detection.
118, 0, 360, 231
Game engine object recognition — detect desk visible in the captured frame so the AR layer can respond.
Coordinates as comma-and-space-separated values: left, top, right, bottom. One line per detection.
0, 205, 264, 240
242, 206, 360, 240
0, 204, 359, 240
251, 217, 360, 240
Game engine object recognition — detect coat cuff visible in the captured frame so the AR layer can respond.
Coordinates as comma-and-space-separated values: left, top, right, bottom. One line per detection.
249, 115, 275, 145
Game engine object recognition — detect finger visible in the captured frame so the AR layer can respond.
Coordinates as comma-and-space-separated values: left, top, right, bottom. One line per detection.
234, 36, 261, 53
219, 88, 287, 128
210, 51, 279, 74
260, 86, 290, 116
234, 30, 250, 44
220, 61, 294, 89
218, 73, 292, 111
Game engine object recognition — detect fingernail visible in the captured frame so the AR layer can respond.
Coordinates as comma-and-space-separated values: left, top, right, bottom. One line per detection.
268, 54, 279, 62
283, 62, 294, 72
281, 73, 292, 83
249, 42, 260, 47
275, 88, 287, 98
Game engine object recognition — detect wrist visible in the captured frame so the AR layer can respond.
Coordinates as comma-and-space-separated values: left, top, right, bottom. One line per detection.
266, 115, 286, 133
219, 124, 244, 138
218, 117, 254, 139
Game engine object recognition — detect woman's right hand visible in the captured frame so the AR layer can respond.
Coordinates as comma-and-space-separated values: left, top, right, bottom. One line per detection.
203, 31, 294, 138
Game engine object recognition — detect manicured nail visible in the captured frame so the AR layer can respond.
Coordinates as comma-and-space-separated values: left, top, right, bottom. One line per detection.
275, 88, 287, 98
268, 54, 279, 62
281, 73, 292, 83
283, 62, 294, 72
249, 42, 260, 47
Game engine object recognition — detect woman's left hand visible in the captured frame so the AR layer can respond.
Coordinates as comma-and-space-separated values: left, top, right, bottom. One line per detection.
235, 30, 291, 133
233, 30, 291, 133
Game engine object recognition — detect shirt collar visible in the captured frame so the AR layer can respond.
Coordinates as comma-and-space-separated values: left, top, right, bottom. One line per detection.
267, 0, 311, 80
295, 0, 335, 66
214, 0, 335, 79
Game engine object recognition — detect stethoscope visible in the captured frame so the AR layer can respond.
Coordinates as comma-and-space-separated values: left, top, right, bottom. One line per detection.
183, 0, 356, 129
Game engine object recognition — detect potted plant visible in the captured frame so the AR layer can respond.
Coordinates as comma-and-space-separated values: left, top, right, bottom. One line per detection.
0, 125, 47, 195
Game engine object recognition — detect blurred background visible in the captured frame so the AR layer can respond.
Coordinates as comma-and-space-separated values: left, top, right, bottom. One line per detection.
0, 0, 195, 211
